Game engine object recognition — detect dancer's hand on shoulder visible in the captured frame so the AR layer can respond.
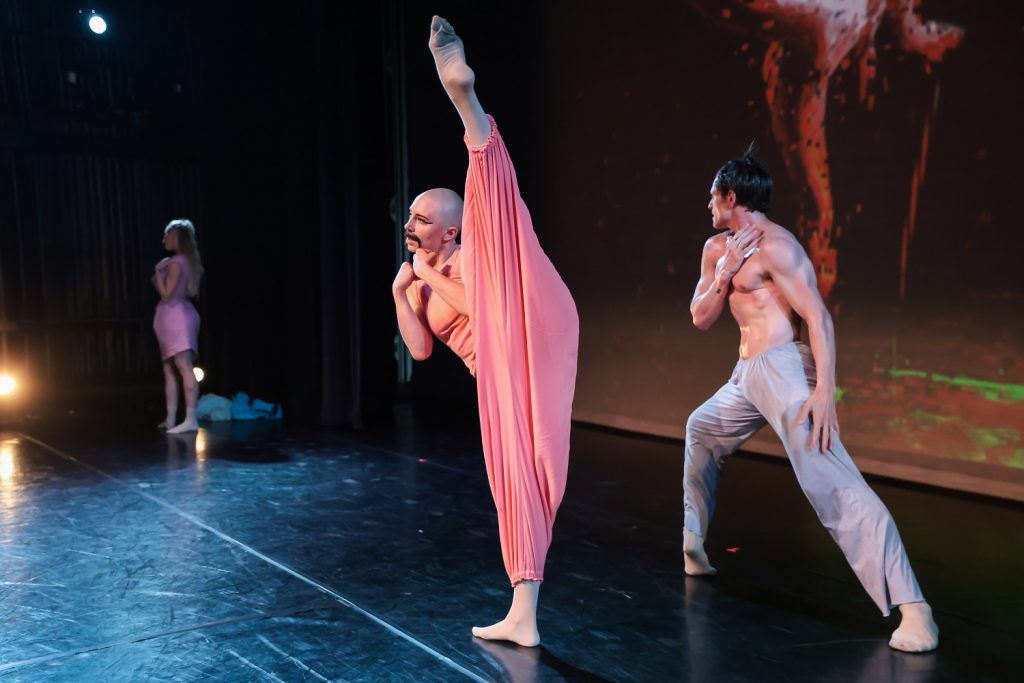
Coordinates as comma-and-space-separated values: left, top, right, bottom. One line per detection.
393, 262, 417, 293
719, 225, 763, 280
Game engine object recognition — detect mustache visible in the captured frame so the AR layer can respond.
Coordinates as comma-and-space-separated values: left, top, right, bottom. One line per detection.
405, 232, 422, 246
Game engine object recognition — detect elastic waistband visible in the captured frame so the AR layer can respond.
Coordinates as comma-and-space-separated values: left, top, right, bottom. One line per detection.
736, 340, 809, 364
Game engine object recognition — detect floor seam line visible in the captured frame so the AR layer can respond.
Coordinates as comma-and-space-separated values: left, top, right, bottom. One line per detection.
17, 433, 492, 683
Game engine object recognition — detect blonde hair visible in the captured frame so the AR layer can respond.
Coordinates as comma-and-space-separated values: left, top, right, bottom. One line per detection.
164, 218, 204, 298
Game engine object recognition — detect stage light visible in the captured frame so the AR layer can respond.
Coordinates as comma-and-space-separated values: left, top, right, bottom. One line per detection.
193, 367, 205, 382
0, 376, 16, 396
88, 14, 107, 35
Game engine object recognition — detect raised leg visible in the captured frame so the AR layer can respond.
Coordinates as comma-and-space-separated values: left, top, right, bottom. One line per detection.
428, 15, 491, 146
431, 17, 578, 647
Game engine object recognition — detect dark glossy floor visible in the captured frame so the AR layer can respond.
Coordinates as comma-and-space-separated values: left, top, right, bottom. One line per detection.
0, 401, 1021, 682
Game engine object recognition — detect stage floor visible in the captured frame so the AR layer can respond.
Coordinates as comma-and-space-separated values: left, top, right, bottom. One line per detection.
0, 404, 1020, 682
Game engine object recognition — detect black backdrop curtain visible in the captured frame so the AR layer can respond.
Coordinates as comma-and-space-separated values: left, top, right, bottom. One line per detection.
0, 0, 397, 427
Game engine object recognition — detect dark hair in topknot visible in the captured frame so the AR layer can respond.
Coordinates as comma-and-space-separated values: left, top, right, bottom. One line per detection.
712, 141, 773, 213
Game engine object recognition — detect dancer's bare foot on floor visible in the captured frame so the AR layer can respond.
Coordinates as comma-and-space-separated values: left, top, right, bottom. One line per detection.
473, 580, 541, 647
683, 529, 717, 576
167, 418, 198, 434
890, 602, 939, 653
429, 15, 474, 93
472, 618, 540, 648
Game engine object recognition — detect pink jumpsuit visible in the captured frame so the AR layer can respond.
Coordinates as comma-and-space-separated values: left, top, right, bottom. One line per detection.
413, 116, 579, 584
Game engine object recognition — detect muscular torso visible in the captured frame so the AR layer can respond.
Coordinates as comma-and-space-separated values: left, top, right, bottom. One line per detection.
712, 228, 804, 359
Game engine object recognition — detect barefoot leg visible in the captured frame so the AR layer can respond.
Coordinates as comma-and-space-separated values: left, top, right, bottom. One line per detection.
158, 359, 178, 429
428, 15, 491, 146
167, 351, 198, 433
472, 580, 541, 647
683, 529, 717, 577
890, 602, 939, 653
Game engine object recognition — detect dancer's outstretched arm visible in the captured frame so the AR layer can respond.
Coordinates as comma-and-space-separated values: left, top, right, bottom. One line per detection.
429, 16, 491, 146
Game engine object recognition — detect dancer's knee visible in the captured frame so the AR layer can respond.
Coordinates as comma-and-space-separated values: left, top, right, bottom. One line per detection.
685, 416, 725, 472
685, 408, 716, 449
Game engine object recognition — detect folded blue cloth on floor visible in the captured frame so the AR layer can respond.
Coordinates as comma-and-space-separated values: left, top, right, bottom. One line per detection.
231, 392, 282, 420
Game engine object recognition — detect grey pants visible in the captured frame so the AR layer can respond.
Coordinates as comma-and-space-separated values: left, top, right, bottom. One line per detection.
683, 342, 923, 615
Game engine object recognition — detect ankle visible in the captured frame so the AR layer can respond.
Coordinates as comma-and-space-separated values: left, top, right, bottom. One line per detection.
899, 601, 931, 614
443, 74, 474, 94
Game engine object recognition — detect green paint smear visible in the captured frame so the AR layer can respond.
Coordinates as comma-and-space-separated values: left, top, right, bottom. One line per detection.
909, 410, 1022, 461
889, 369, 928, 379
880, 368, 1024, 402
1006, 449, 1024, 469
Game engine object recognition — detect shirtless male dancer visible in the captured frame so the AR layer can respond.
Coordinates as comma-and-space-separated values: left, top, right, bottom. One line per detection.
391, 17, 578, 647
683, 150, 939, 653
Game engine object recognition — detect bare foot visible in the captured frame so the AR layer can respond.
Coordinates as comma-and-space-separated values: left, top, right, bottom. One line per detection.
167, 418, 199, 434
429, 16, 474, 93
157, 420, 169, 430
684, 529, 717, 576
890, 602, 939, 653
472, 580, 541, 647
472, 618, 540, 648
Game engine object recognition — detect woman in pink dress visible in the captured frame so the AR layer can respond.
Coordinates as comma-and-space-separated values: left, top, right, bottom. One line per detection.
391, 17, 579, 647
152, 219, 203, 434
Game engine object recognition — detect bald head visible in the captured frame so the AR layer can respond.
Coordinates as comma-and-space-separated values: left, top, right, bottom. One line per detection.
415, 188, 464, 230
404, 188, 464, 254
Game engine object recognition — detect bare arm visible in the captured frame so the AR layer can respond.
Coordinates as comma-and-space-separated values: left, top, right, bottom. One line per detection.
690, 237, 729, 331
392, 263, 434, 361
413, 253, 468, 317
429, 16, 492, 147
761, 238, 837, 452
153, 260, 181, 303
690, 226, 763, 330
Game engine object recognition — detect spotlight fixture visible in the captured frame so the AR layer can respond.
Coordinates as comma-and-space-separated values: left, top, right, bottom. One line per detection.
193, 367, 205, 383
0, 376, 16, 396
88, 13, 107, 35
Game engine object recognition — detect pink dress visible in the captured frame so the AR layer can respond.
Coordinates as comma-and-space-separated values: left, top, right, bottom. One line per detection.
423, 116, 579, 585
153, 254, 200, 361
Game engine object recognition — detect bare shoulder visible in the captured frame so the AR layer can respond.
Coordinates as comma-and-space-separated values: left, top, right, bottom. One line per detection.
702, 233, 728, 259
759, 225, 808, 273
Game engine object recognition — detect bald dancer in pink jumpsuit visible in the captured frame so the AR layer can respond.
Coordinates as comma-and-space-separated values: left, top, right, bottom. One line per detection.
390, 17, 578, 647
